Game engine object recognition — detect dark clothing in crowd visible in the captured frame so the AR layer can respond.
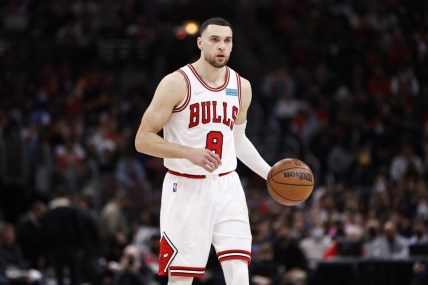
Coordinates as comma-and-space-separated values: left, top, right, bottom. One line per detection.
41, 205, 87, 285
0, 243, 28, 270
274, 238, 308, 273
15, 214, 44, 269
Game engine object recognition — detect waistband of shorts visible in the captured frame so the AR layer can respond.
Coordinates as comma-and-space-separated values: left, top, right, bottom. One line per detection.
167, 169, 234, 179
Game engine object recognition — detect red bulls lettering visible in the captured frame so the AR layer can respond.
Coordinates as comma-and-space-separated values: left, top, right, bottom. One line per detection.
189, 101, 238, 130
222, 102, 231, 127
189, 104, 199, 128
212, 101, 221, 123
230, 105, 238, 129
201, 102, 211, 124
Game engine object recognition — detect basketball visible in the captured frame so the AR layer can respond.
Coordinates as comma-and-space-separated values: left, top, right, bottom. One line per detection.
266, 158, 314, 206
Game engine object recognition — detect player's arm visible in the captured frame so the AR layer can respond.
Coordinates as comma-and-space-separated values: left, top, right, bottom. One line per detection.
134, 72, 221, 172
233, 77, 271, 180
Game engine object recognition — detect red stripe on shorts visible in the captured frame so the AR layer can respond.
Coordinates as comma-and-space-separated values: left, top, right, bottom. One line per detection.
217, 250, 252, 264
170, 266, 205, 278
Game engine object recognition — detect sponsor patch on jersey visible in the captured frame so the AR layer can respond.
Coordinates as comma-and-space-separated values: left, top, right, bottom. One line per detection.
225, 88, 238, 96
173, 182, 177, 192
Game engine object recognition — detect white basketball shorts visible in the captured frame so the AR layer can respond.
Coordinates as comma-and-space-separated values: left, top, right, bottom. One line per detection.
158, 170, 252, 278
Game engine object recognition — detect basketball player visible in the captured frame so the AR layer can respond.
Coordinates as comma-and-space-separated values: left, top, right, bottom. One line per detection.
135, 17, 271, 285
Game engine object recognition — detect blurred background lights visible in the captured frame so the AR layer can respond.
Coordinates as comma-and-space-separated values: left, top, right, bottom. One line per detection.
175, 27, 186, 40
184, 21, 199, 36
175, 20, 199, 40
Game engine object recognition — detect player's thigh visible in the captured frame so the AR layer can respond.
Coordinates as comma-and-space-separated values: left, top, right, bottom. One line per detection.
212, 218, 252, 254
212, 173, 252, 261
160, 174, 215, 271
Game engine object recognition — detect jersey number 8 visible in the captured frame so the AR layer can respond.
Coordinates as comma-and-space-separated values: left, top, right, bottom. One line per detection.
206, 131, 223, 159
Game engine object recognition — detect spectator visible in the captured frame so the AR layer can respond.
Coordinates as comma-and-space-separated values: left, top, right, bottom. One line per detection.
54, 134, 87, 194
260, 64, 295, 122
250, 242, 283, 285
364, 218, 381, 243
365, 220, 409, 259
326, 139, 354, 183
99, 191, 130, 261
407, 219, 428, 245
110, 245, 145, 285
115, 149, 151, 208
142, 233, 163, 285
300, 225, 333, 277
15, 201, 47, 270
0, 223, 42, 285
41, 191, 86, 285
273, 227, 308, 285
411, 261, 428, 285
274, 91, 303, 134
389, 142, 423, 183
0, 271, 9, 285
391, 67, 420, 97
75, 194, 102, 285
274, 90, 303, 154
323, 224, 364, 259
132, 210, 159, 256
415, 199, 428, 221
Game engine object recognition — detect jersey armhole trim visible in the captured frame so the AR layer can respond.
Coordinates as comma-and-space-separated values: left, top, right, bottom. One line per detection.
236, 72, 242, 109
173, 70, 191, 113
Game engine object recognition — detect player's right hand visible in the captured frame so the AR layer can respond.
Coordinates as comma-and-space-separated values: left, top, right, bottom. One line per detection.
186, 148, 222, 172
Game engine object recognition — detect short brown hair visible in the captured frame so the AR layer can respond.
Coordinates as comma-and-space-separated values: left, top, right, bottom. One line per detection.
200, 17, 232, 36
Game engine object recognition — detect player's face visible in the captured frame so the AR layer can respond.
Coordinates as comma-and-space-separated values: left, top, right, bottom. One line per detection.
198, 25, 233, 68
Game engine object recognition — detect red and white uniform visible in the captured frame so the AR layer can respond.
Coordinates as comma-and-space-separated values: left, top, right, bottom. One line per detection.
159, 64, 252, 278
164, 64, 241, 175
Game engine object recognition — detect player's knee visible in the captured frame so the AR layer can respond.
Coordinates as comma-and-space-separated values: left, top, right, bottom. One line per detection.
168, 276, 194, 285
222, 259, 249, 285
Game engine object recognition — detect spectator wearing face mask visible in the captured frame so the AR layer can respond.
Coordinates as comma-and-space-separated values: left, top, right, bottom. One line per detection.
365, 220, 409, 259
300, 226, 333, 267
408, 220, 428, 245
300, 225, 333, 283
323, 224, 365, 259
415, 199, 428, 220
365, 218, 381, 243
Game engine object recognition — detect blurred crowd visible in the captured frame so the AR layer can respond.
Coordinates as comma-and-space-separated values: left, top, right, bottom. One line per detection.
1, 0, 428, 285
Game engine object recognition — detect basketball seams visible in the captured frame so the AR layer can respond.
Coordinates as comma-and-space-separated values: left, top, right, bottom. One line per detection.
270, 181, 314, 187
268, 180, 312, 201
267, 179, 303, 203
267, 175, 308, 203
266, 158, 314, 206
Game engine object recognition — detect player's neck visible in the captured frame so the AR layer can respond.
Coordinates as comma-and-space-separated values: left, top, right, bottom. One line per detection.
191, 60, 226, 87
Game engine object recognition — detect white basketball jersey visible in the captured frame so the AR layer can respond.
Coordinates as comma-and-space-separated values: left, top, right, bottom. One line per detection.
164, 64, 242, 175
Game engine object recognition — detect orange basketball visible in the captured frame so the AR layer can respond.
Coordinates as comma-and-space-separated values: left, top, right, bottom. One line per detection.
266, 158, 314, 206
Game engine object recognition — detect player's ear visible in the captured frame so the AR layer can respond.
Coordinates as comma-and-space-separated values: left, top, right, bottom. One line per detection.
197, 37, 202, 50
